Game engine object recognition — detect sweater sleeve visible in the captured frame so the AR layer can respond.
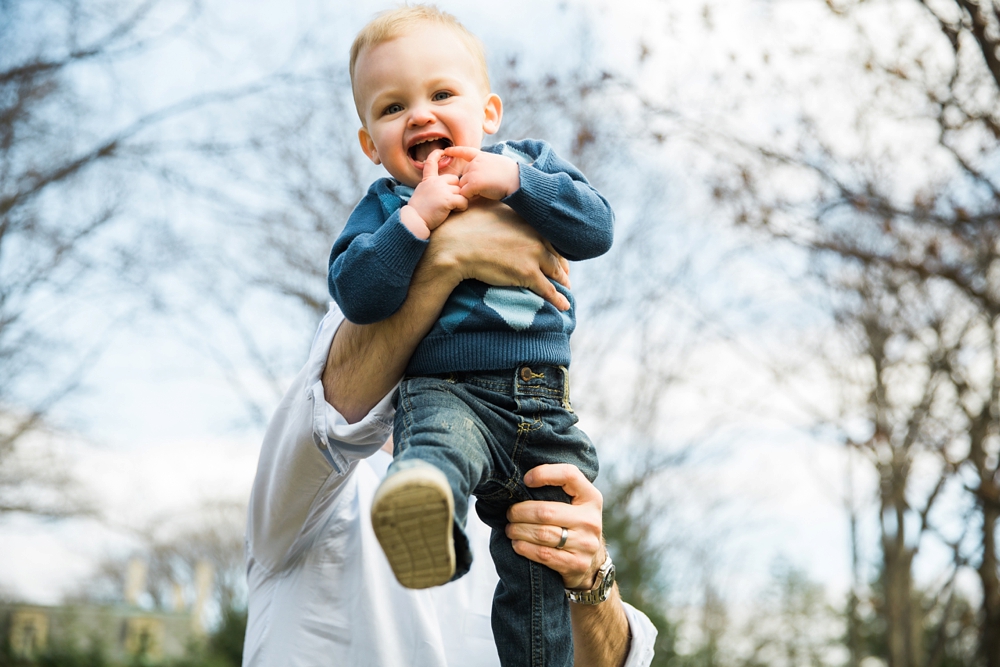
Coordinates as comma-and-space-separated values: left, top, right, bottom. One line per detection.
327, 187, 429, 325
497, 139, 614, 261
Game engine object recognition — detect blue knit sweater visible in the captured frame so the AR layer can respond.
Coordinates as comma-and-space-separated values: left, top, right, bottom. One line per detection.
328, 139, 614, 375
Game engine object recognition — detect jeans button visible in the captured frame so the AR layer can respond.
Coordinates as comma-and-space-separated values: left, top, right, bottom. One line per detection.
520, 366, 532, 382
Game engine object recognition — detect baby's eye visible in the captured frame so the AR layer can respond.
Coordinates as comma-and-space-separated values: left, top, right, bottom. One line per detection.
432, 91, 452, 101
382, 103, 403, 116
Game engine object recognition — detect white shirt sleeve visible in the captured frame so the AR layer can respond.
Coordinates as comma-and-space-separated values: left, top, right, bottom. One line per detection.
245, 304, 396, 573
621, 601, 659, 667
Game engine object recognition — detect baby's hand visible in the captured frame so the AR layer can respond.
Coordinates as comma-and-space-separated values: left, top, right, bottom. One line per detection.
444, 146, 520, 201
403, 150, 469, 235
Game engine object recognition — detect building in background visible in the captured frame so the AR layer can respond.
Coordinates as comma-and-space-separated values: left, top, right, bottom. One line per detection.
0, 559, 213, 663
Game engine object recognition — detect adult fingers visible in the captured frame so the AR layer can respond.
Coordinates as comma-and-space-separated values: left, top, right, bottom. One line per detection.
524, 272, 570, 311
431, 201, 568, 310
506, 522, 568, 549
507, 464, 606, 589
422, 149, 442, 179
539, 244, 571, 290
510, 539, 594, 581
510, 529, 604, 590
523, 463, 602, 508
505, 499, 602, 557
543, 242, 571, 285
506, 499, 583, 529
506, 521, 601, 556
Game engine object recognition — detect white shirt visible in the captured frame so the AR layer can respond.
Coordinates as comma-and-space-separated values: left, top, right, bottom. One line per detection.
243, 304, 657, 667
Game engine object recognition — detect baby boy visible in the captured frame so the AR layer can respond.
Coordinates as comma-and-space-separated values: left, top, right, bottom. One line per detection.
328, 7, 614, 666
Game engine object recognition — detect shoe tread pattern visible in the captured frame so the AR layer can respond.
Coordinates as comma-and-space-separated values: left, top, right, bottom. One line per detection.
372, 479, 455, 589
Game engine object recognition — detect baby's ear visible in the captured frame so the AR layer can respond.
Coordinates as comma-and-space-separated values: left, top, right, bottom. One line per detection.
482, 94, 503, 135
358, 127, 381, 165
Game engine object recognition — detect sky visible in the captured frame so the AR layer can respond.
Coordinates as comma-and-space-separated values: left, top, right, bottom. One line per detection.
0, 0, 967, 621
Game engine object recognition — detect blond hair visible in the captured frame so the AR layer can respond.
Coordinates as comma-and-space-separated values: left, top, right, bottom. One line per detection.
350, 5, 490, 110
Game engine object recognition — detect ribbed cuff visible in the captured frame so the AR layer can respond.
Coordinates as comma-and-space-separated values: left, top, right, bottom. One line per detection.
503, 164, 560, 225
371, 210, 430, 278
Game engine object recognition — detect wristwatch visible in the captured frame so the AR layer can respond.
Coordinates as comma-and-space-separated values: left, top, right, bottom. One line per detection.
565, 552, 615, 605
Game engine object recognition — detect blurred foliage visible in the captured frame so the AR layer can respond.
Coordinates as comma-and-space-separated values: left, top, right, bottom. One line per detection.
602, 459, 681, 667
605, 512, 983, 667
854, 569, 980, 667
0, 609, 246, 667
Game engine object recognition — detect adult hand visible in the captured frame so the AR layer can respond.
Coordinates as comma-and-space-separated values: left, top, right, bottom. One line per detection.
324, 201, 572, 421
429, 200, 571, 311
505, 463, 606, 590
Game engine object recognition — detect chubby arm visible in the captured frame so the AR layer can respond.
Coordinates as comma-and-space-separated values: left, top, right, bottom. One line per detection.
507, 465, 653, 667
330, 152, 473, 324
447, 140, 614, 261
328, 189, 430, 324
323, 200, 571, 423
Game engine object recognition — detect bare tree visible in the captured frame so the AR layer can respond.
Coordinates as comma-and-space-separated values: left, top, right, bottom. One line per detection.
688, 0, 1000, 664
832, 264, 973, 667
0, 0, 287, 517
0, 0, 195, 516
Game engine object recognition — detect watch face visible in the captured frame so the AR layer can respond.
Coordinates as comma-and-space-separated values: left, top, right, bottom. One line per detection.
599, 564, 615, 594
565, 555, 615, 604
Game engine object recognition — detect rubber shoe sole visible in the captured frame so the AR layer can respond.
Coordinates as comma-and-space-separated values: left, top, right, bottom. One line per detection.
371, 466, 456, 589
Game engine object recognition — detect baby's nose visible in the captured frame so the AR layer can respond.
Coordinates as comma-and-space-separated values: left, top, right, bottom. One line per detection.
408, 104, 434, 126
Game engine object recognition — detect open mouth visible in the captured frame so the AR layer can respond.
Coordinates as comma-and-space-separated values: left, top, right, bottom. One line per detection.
408, 137, 453, 163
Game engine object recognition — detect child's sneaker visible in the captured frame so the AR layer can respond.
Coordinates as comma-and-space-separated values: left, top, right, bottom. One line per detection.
371, 464, 456, 589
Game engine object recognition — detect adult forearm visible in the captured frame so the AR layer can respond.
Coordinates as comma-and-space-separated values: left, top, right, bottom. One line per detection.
572, 585, 631, 667
322, 247, 459, 423
322, 200, 570, 423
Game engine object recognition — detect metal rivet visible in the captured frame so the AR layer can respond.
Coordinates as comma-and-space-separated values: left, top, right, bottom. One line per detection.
520, 367, 532, 381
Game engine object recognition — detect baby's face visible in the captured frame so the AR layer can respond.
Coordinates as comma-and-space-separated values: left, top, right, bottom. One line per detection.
354, 23, 501, 187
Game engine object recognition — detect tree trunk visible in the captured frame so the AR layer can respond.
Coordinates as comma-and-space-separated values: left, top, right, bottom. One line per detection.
981, 502, 1000, 667
883, 535, 919, 667
969, 353, 1000, 667
848, 449, 863, 667
881, 454, 922, 667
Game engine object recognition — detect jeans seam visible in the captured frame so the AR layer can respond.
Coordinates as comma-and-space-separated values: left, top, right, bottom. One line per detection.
520, 388, 562, 397
398, 382, 414, 455
530, 560, 541, 666
510, 410, 540, 471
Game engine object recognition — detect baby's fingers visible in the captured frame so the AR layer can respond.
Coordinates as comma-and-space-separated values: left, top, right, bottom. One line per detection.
443, 145, 480, 161
422, 149, 444, 180
457, 176, 478, 199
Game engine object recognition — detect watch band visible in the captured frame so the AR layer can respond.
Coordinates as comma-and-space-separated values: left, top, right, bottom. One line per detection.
565, 552, 615, 605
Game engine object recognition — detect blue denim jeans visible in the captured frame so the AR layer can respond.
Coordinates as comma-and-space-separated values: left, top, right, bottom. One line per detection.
390, 364, 599, 667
